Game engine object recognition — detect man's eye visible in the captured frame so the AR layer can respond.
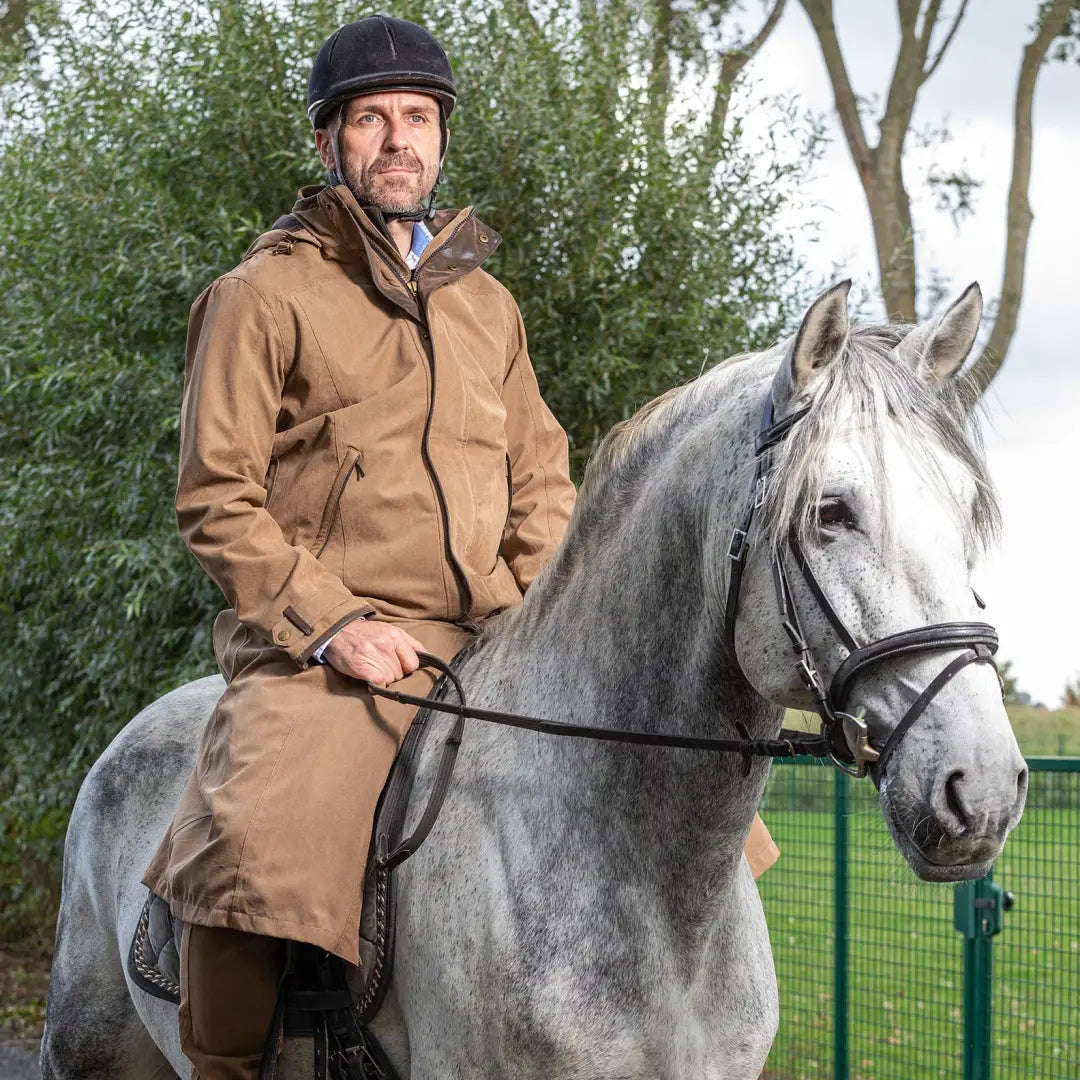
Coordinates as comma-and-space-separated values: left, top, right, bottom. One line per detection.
818, 498, 856, 530
410, 114, 427, 123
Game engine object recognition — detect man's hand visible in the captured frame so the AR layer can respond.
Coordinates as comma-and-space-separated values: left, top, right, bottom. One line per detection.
322, 619, 425, 687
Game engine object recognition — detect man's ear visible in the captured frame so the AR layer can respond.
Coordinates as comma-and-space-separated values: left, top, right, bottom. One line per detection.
315, 129, 336, 171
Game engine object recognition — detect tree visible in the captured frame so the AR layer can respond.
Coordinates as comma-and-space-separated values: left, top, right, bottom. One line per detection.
0, 0, 59, 77
798, 0, 1078, 395
1063, 675, 1080, 709
998, 659, 1034, 707
0, 0, 810, 943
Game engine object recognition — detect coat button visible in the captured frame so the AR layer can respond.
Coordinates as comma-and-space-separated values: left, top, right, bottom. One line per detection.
276, 628, 291, 643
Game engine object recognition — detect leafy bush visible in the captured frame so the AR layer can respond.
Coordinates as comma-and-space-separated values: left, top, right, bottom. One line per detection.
0, 0, 812, 944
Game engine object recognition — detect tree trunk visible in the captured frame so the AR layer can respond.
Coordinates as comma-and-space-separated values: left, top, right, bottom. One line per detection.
647, 0, 674, 147
700, 0, 787, 173
867, 179, 917, 321
968, 0, 1074, 394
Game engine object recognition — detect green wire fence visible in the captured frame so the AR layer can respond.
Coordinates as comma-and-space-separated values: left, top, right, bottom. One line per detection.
759, 757, 1079, 1080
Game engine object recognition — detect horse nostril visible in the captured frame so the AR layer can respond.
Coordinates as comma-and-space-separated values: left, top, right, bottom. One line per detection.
1016, 767, 1029, 802
944, 770, 971, 832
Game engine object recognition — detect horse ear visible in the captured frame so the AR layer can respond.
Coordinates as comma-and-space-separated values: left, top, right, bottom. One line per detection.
895, 283, 983, 386
772, 280, 851, 408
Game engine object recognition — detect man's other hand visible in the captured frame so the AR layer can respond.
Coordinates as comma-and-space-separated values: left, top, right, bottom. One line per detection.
323, 619, 425, 686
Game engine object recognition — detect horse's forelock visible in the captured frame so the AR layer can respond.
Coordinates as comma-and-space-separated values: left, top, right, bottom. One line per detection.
759, 323, 1001, 557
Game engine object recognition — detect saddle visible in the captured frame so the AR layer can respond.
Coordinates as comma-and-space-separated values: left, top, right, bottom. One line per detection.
128, 652, 465, 1080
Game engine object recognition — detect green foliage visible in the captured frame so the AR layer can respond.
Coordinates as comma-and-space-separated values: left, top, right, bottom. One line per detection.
0, 0, 811, 944
437, 1, 810, 467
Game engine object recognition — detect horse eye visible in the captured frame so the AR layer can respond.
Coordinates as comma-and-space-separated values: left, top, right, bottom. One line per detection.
818, 498, 855, 530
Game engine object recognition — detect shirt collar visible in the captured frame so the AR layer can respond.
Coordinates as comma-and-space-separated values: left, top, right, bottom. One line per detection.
404, 219, 434, 270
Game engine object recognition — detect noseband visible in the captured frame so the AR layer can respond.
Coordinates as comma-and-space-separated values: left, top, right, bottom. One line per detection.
723, 393, 1000, 783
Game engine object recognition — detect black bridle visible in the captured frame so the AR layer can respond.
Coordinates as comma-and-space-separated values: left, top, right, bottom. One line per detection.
365, 390, 1000, 866
723, 393, 1000, 781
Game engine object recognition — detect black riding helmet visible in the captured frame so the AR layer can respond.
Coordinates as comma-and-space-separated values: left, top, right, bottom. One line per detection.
307, 15, 456, 221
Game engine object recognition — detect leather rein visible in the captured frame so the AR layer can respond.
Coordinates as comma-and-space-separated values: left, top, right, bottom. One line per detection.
367, 390, 1000, 867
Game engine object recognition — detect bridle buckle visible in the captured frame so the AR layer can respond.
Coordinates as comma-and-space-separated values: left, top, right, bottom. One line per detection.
727, 528, 748, 561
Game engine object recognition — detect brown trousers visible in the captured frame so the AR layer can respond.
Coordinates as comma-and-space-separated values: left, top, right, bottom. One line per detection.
179, 924, 284, 1080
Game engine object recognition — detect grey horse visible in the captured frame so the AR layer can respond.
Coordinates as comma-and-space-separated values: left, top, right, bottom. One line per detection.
42, 282, 1027, 1079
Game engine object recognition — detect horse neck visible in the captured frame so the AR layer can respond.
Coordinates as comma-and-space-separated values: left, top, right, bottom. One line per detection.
469, 371, 779, 914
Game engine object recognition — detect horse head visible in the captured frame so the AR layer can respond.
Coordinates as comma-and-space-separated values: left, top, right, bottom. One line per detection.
732, 281, 1026, 882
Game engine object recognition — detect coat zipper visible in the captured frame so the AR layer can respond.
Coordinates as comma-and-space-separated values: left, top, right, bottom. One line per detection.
312, 447, 364, 559
417, 327, 474, 615
415, 213, 477, 615
263, 458, 279, 510
365, 215, 478, 616
504, 453, 513, 527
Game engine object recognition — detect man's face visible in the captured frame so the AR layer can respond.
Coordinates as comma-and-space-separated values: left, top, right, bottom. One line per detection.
317, 91, 444, 214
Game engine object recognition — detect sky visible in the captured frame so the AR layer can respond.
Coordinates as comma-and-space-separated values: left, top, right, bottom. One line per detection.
728, 0, 1079, 706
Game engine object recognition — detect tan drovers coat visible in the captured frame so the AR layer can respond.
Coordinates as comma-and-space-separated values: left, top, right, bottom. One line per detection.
172, 184, 573, 659
144, 183, 777, 965
144, 184, 577, 962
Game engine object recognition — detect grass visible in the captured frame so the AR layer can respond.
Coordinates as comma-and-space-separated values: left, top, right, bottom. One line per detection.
1003, 706, 1080, 756
758, 762, 1080, 1079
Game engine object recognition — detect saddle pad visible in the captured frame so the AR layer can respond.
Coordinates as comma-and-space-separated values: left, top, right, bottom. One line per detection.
128, 891, 184, 1003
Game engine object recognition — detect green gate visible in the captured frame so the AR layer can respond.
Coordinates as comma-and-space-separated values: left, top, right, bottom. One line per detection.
759, 757, 1080, 1079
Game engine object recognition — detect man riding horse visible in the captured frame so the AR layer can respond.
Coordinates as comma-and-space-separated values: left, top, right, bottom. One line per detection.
143, 16, 778, 1078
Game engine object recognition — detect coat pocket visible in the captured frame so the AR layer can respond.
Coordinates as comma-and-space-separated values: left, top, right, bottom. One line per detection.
311, 446, 364, 559
262, 457, 280, 511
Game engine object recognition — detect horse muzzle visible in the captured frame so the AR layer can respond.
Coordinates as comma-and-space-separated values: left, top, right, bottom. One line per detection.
880, 759, 1027, 882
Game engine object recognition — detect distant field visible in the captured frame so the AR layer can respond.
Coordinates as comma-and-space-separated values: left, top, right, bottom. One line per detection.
1003, 706, 1080, 756
758, 754, 1080, 1079
783, 706, 1080, 757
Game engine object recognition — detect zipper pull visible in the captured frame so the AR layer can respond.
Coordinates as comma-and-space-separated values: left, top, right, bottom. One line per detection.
354, 453, 365, 479
408, 279, 418, 294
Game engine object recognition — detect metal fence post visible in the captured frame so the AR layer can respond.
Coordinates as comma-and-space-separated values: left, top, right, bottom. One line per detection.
954, 875, 1012, 1080
834, 767, 849, 1080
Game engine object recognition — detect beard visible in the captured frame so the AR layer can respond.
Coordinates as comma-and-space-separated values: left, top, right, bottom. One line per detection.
341, 150, 439, 215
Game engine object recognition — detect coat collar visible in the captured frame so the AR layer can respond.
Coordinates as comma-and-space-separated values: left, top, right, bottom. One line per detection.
243, 185, 502, 322
288, 184, 501, 280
